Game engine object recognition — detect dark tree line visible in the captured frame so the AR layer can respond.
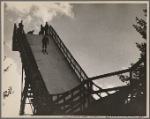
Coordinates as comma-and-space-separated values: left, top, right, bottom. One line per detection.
118, 9, 147, 115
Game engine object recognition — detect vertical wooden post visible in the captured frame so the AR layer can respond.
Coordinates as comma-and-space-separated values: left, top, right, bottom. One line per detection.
63, 97, 65, 110
82, 87, 85, 111
87, 81, 91, 106
21, 64, 24, 98
130, 70, 132, 87
20, 76, 29, 115
79, 88, 82, 111
130, 70, 133, 99
12, 23, 18, 51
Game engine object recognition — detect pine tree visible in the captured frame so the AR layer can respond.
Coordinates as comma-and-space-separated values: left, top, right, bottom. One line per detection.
133, 9, 147, 58
118, 9, 147, 115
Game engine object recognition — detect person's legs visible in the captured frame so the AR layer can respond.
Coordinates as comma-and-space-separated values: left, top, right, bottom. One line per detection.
42, 43, 44, 51
45, 44, 47, 52
42, 43, 47, 52
45, 28, 48, 35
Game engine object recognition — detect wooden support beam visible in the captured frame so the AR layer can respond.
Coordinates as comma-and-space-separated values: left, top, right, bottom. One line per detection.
21, 64, 24, 99
20, 77, 29, 115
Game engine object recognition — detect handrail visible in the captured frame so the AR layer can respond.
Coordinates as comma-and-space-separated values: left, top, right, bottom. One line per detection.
89, 69, 130, 81
49, 68, 131, 96
47, 60, 144, 97
48, 65, 136, 96
88, 56, 145, 81
48, 56, 145, 114
48, 68, 131, 96
48, 25, 88, 82
91, 85, 129, 94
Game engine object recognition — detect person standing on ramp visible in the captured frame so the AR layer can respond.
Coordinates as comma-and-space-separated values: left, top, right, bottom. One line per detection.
42, 34, 49, 54
45, 22, 49, 35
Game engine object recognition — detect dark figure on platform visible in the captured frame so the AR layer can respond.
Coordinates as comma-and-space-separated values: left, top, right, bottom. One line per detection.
42, 35, 49, 53
39, 25, 45, 35
45, 22, 49, 35
27, 30, 34, 34
18, 20, 24, 34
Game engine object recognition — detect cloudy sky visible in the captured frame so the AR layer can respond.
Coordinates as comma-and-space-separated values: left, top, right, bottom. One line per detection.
2, 1, 147, 117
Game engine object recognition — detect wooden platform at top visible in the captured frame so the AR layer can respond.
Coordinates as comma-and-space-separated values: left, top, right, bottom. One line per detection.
26, 34, 80, 94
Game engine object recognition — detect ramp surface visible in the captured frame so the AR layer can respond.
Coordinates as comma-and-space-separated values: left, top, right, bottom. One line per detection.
26, 34, 80, 94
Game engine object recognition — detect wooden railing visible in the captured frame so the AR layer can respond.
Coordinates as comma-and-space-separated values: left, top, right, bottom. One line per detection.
48, 26, 88, 82
50, 81, 91, 114
49, 56, 145, 114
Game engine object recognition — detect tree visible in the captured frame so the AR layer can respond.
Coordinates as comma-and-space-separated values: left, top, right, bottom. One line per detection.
133, 9, 147, 58
118, 9, 147, 115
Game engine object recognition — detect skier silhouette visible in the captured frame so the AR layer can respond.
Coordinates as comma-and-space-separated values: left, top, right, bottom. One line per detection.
39, 25, 45, 35
45, 22, 49, 35
42, 34, 49, 53
18, 20, 24, 34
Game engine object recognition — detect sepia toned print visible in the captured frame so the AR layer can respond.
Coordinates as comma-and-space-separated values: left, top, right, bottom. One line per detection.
1, 1, 149, 118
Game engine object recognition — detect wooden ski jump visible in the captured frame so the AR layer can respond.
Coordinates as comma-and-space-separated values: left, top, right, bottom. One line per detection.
12, 22, 146, 116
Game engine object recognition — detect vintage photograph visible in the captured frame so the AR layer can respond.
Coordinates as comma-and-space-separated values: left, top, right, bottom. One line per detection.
1, 1, 149, 118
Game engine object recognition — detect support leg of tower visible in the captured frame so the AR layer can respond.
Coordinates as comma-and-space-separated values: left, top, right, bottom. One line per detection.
19, 77, 29, 115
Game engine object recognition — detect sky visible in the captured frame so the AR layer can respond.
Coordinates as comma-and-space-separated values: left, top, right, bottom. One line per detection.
1, 1, 147, 117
